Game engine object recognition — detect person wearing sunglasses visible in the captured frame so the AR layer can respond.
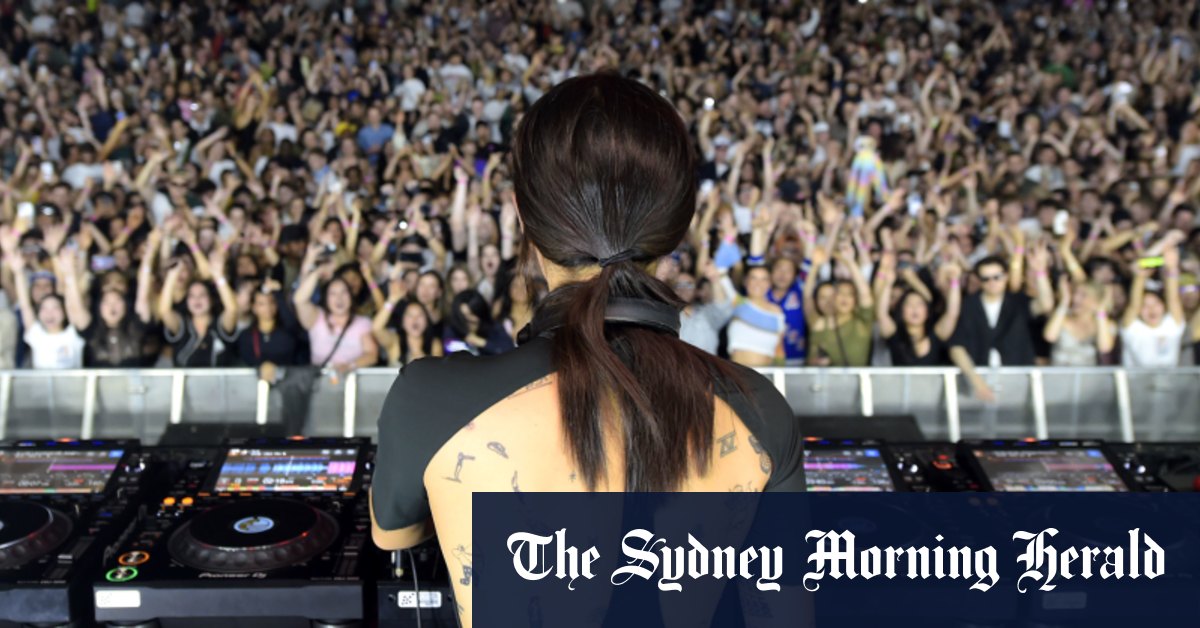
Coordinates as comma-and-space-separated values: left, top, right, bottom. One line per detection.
948, 237, 1055, 401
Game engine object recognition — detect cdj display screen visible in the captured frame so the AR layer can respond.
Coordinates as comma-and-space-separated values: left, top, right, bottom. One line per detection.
0, 449, 124, 494
213, 447, 358, 493
804, 447, 895, 492
971, 448, 1128, 492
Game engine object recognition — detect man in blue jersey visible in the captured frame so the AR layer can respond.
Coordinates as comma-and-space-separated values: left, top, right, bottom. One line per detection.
766, 257, 808, 365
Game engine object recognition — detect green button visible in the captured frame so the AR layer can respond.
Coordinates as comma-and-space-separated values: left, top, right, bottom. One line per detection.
105, 566, 138, 582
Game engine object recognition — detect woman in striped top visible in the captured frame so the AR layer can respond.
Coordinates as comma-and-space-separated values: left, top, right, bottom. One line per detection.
727, 265, 786, 366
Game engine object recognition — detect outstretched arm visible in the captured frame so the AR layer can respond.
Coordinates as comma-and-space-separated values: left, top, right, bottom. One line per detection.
934, 264, 963, 341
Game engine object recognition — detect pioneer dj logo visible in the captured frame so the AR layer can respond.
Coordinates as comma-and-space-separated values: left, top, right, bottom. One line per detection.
232, 516, 275, 534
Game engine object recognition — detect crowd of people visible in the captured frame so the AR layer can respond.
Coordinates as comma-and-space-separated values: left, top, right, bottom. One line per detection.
2, 0, 1200, 402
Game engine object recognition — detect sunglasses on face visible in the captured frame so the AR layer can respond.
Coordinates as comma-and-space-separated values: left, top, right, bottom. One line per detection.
979, 273, 1007, 283
675, 281, 695, 290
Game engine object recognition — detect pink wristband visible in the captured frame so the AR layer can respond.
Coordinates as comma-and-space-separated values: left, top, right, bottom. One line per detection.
1035, 270, 1047, 278
383, 301, 395, 311
950, 279, 961, 289
1013, 247, 1026, 255
1097, 310, 1108, 319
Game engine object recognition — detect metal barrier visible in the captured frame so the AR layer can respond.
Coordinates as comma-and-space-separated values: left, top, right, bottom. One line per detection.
0, 367, 1196, 443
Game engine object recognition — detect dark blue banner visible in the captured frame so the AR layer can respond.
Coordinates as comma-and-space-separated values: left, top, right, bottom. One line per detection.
473, 493, 1200, 627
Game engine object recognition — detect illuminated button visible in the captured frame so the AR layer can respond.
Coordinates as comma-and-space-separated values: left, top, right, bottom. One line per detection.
105, 567, 138, 582
118, 551, 150, 566
181, 497, 194, 507
932, 460, 954, 471
162, 497, 176, 507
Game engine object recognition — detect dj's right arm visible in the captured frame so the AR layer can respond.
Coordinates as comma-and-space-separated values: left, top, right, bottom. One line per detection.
369, 491, 433, 550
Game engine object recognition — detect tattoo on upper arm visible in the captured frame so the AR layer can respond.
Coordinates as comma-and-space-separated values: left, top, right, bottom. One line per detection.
452, 544, 473, 586
488, 441, 508, 458
718, 431, 737, 457
748, 434, 773, 475
444, 452, 476, 483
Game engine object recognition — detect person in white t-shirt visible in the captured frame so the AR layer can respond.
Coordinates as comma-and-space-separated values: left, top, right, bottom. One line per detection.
4, 252, 84, 369
1121, 245, 1187, 367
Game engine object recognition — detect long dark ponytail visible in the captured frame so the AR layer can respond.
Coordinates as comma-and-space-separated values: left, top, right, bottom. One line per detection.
512, 73, 748, 492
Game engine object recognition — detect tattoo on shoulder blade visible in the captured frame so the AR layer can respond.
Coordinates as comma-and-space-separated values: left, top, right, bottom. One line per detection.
718, 431, 737, 457
444, 452, 476, 483
748, 434, 772, 474
452, 545, 473, 586
488, 441, 509, 458
512, 375, 553, 398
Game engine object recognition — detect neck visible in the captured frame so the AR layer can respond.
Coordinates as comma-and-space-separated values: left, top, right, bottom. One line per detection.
328, 311, 350, 325
906, 324, 926, 340
259, 318, 276, 333
982, 291, 1004, 304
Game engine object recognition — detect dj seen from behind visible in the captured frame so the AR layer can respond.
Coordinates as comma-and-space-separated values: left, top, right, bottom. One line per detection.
369, 73, 805, 628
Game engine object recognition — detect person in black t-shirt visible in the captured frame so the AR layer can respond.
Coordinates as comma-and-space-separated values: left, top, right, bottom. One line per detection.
159, 247, 240, 368
874, 251, 962, 368
236, 279, 306, 381
57, 242, 154, 368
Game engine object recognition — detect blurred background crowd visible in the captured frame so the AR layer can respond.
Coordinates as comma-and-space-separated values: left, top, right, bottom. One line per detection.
1, 0, 1199, 402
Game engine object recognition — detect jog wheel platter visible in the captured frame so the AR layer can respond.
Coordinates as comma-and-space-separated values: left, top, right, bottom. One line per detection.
168, 498, 339, 573
0, 502, 73, 570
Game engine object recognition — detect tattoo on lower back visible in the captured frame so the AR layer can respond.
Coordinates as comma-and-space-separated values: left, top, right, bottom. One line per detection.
444, 452, 476, 483
488, 441, 509, 458
452, 545, 473, 586
718, 431, 737, 457
748, 434, 772, 474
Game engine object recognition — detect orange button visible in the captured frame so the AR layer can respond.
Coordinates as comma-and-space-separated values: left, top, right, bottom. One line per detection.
118, 550, 151, 566
932, 460, 954, 471
162, 497, 176, 506
181, 497, 194, 507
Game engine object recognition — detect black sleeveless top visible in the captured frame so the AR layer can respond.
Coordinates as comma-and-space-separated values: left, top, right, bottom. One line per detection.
371, 306, 806, 531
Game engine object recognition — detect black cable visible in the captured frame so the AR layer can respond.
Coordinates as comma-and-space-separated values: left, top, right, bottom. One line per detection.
405, 549, 423, 628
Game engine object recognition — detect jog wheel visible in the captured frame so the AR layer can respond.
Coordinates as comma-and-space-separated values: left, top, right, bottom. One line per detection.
0, 501, 73, 569
167, 498, 339, 573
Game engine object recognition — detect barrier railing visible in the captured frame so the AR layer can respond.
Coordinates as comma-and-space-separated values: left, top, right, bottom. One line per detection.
0, 367, 1196, 443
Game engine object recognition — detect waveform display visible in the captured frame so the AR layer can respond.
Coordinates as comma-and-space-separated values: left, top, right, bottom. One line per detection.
804, 448, 895, 491
212, 448, 358, 493
0, 449, 122, 494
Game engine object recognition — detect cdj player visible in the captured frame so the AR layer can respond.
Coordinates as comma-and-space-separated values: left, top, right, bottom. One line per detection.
0, 439, 150, 627
961, 439, 1136, 492
93, 437, 377, 628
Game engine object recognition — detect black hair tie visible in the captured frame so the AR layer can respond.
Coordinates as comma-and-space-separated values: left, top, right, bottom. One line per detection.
596, 249, 639, 268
